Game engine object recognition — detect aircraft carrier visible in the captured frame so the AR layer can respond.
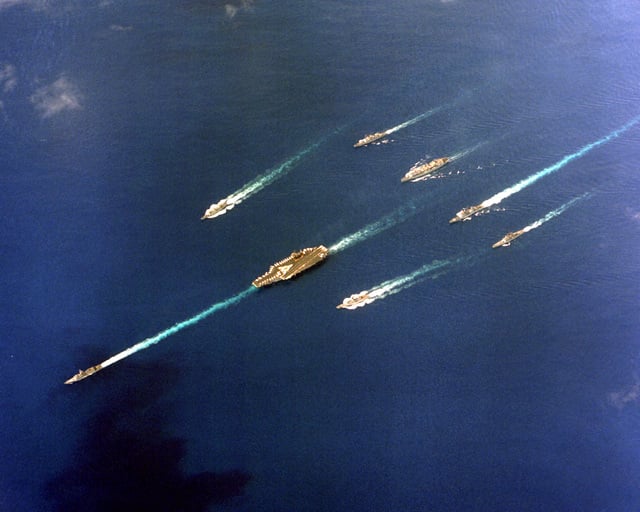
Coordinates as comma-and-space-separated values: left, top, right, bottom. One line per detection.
401, 157, 450, 182
252, 245, 329, 287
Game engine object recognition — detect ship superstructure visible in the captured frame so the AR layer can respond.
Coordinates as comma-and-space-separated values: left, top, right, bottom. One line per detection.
336, 291, 374, 310
64, 365, 103, 384
449, 204, 488, 223
353, 131, 389, 148
401, 157, 450, 182
492, 229, 526, 248
201, 198, 234, 220
252, 246, 329, 288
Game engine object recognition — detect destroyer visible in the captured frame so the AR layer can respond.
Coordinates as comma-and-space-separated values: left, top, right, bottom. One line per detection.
401, 157, 450, 182
449, 204, 487, 223
252, 246, 329, 288
65, 364, 103, 384
201, 198, 234, 220
354, 131, 388, 148
492, 228, 528, 248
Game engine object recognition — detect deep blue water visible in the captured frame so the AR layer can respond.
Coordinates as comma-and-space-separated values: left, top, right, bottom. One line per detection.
2, 1, 640, 511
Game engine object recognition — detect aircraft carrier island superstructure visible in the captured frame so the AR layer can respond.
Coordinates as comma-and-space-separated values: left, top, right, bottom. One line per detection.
401, 157, 450, 182
252, 245, 329, 287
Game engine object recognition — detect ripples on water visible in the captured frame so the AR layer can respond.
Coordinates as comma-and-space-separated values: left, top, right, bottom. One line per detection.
4, 1, 640, 511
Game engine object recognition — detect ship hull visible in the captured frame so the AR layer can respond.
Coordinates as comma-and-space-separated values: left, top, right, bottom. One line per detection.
401, 157, 450, 182
64, 364, 103, 384
201, 198, 233, 220
337, 291, 371, 310
353, 131, 388, 148
252, 246, 329, 288
449, 204, 487, 223
492, 229, 525, 248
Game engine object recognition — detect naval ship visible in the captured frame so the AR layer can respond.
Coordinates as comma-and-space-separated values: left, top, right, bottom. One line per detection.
353, 131, 389, 148
336, 291, 372, 310
492, 229, 526, 248
65, 364, 102, 384
201, 198, 234, 220
252, 245, 329, 287
449, 204, 487, 223
401, 157, 450, 182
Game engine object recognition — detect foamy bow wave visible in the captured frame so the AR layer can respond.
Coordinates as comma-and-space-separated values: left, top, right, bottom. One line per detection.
493, 193, 591, 248
202, 134, 330, 220
338, 258, 458, 309
406, 140, 489, 183
69, 286, 258, 380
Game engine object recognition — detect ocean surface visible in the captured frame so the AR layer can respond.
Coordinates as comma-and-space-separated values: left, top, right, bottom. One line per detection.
2, 1, 640, 510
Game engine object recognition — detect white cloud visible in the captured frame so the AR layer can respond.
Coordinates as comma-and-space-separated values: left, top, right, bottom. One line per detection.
0, 0, 48, 10
626, 207, 640, 224
0, 0, 24, 8
225, 0, 254, 19
0, 63, 17, 93
0, 99, 8, 122
224, 4, 238, 18
109, 24, 132, 32
609, 380, 640, 409
30, 76, 82, 119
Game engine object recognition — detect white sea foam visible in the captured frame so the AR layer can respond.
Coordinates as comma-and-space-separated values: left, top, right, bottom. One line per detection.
338, 258, 459, 310
479, 117, 638, 210
97, 286, 258, 371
